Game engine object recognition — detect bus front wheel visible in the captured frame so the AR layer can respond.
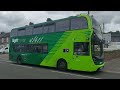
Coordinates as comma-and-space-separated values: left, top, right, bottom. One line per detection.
57, 59, 67, 71
17, 56, 22, 65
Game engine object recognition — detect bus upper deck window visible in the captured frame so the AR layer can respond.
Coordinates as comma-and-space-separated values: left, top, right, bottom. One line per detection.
71, 17, 88, 30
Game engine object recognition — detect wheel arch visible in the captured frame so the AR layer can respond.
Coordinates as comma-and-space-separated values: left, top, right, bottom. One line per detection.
56, 58, 68, 70
57, 58, 67, 64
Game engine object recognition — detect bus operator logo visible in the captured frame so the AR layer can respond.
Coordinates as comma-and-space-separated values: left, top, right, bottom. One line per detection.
29, 36, 44, 43
12, 39, 19, 43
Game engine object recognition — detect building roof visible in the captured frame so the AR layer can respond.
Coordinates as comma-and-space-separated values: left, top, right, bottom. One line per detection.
108, 31, 120, 37
111, 33, 120, 37
0, 33, 10, 38
0, 33, 5, 38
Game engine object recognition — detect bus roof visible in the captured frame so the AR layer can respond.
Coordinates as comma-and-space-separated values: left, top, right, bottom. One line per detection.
12, 14, 89, 31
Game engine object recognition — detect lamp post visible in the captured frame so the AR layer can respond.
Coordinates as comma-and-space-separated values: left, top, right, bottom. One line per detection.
88, 11, 90, 15
103, 22, 105, 33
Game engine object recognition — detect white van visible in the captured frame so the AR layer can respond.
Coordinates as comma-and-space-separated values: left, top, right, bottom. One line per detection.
0, 47, 9, 54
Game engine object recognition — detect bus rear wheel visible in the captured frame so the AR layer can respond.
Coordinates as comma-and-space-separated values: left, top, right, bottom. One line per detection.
17, 56, 22, 65
57, 59, 67, 71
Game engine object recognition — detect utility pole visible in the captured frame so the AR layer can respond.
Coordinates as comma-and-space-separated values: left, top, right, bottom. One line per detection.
88, 11, 90, 15
103, 22, 105, 33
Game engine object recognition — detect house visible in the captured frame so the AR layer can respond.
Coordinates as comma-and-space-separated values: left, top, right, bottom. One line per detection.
110, 31, 120, 42
0, 32, 10, 53
103, 31, 120, 51
103, 33, 111, 48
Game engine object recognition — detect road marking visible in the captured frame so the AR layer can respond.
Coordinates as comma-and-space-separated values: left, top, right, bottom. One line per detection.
51, 70, 101, 79
2, 60, 12, 62
103, 70, 120, 74
0, 57, 9, 61
0, 60, 12, 63
10, 64, 33, 69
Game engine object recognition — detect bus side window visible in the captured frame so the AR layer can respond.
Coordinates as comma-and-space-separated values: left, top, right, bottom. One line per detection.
11, 29, 18, 37
43, 26, 49, 34
42, 44, 48, 54
36, 46, 42, 53
33, 26, 43, 35
48, 24, 55, 33
33, 45, 42, 53
56, 20, 70, 32
71, 17, 88, 30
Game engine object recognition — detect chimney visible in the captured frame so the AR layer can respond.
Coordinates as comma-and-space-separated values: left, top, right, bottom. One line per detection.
1, 32, 5, 34
47, 18, 52, 22
29, 22, 34, 25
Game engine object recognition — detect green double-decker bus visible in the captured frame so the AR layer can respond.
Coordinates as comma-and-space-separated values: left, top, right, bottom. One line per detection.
9, 14, 105, 72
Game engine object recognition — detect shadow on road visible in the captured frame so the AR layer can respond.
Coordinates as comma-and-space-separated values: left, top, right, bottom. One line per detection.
11, 62, 102, 76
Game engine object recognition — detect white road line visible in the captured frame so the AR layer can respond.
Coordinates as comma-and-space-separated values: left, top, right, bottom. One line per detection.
103, 70, 120, 74
0, 58, 9, 61
51, 70, 101, 79
0, 60, 12, 63
0, 60, 7, 61
5, 61, 12, 62
10, 64, 33, 69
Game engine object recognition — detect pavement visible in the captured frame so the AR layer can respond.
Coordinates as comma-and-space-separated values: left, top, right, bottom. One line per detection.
0, 54, 9, 60
0, 54, 120, 79
104, 58, 120, 73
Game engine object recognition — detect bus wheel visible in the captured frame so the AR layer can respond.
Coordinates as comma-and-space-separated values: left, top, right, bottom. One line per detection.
57, 59, 67, 71
17, 56, 22, 65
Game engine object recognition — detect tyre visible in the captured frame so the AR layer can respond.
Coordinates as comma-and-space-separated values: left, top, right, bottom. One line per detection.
96, 66, 104, 72
17, 56, 22, 65
57, 60, 67, 71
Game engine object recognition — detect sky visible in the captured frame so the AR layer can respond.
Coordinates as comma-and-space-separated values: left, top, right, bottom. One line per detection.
0, 11, 120, 33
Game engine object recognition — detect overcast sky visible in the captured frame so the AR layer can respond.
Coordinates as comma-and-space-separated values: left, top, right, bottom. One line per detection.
0, 11, 120, 33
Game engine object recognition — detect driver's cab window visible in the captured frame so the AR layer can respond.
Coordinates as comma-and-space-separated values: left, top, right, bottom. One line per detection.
74, 42, 89, 55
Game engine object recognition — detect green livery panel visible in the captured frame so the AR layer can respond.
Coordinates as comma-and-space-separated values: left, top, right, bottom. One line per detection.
9, 32, 64, 65
9, 30, 104, 72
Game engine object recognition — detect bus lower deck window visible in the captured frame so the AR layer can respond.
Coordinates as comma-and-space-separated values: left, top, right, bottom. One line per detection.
74, 42, 89, 55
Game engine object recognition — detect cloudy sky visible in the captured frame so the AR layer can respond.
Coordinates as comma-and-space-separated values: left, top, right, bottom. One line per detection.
0, 11, 120, 33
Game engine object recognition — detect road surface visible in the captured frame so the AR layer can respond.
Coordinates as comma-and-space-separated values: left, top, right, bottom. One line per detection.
0, 56, 120, 79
